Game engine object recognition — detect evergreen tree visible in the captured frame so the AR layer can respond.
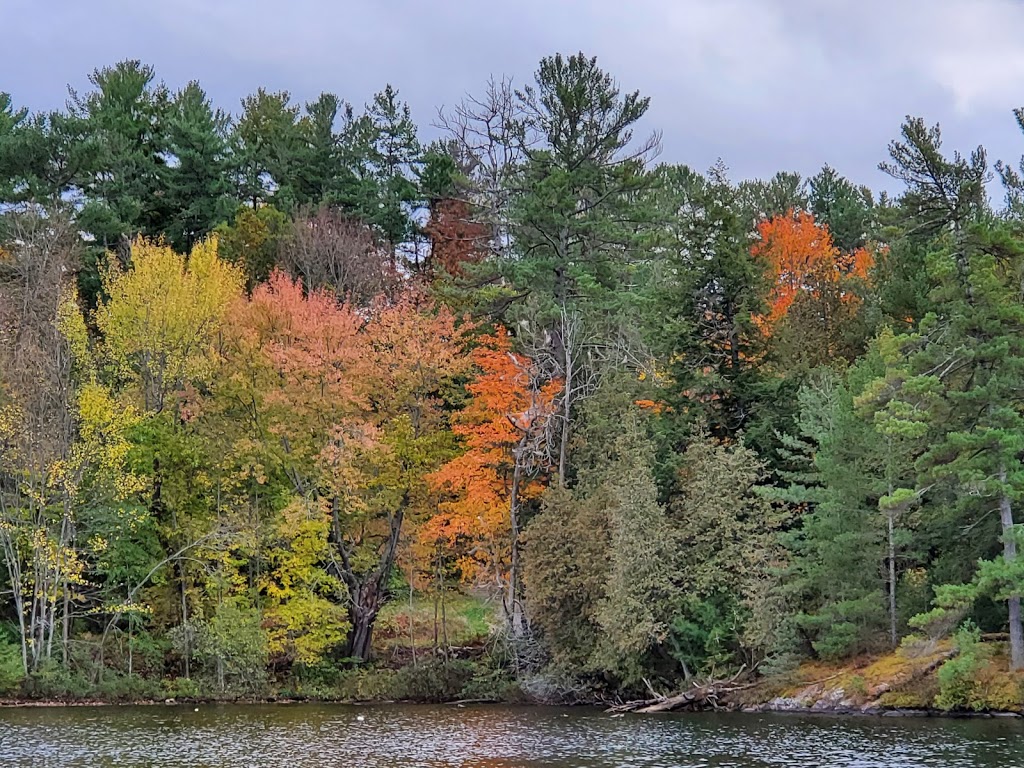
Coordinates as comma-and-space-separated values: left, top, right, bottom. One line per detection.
669, 426, 781, 671
291, 92, 354, 208
69, 60, 170, 248
162, 82, 235, 252
739, 171, 807, 220
881, 119, 1024, 668
773, 368, 895, 658
594, 417, 674, 684
652, 162, 765, 440
507, 52, 660, 484
344, 85, 422, 253
231, 88, 300, 208
808, 165, 874, 253
0, 93, 29, 202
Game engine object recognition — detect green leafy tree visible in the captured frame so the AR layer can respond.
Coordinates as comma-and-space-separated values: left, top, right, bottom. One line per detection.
214, 204, 289, 289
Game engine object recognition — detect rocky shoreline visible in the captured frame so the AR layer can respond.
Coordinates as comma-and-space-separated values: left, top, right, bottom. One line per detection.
743, 696, 1023, 718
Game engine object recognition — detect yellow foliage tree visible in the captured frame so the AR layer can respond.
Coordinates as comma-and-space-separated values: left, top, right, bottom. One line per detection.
96, 236, 243, 413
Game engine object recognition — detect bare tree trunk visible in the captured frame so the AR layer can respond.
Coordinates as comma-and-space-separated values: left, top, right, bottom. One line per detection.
181, 578, 191, 679
999, 475, 1024, 669
408, 576, 416, 667
507, 454, 526, 637
557, 316, 573, 488
432, 557, 440, 654
62, 578, 71, 667
888, 510, 898, 648
440, 566, 450, 661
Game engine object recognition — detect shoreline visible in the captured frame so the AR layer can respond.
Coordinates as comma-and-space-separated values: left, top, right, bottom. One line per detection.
1, 695, 1021, 719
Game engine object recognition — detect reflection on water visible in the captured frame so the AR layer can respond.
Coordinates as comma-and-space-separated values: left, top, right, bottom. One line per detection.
0, 703, 1021, 767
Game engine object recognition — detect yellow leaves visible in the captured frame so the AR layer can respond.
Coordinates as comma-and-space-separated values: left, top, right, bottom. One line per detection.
56, 287, 93, 378
0, 402, 21, 444
634, 399, 669, 413
95, 235, 244, 411
263, 593, 347, 665
97, 601, 152, 617
261, 502, 348, 664
75, 381, 145, 499
17, 527, 88, 592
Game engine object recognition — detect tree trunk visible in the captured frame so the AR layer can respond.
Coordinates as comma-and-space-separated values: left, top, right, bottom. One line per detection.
506, 452, 526, 637
333, 496, 407, 664
181, 578, 191, 679
440, 568, 450, 659
888, 510, 898, 648
347, 600, 378, 663
999, 485, 1024, 670
62, 578, 70, 667
557, 317, 573, 488
408, 577, 417, 667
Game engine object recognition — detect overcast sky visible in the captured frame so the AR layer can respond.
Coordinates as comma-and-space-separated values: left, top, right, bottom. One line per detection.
5, 0, 1024, 192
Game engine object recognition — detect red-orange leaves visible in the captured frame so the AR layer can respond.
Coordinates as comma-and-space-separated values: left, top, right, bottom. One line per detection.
244, 270, 364, 411
426, 326, 560, 584
751, 210, 873, 333
362, 289, 471, 431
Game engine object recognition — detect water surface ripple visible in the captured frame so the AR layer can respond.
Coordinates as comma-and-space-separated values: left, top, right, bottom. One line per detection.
1, 703, 1021, 767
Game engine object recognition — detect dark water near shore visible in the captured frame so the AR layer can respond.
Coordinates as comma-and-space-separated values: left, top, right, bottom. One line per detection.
0, 703, 1022, 767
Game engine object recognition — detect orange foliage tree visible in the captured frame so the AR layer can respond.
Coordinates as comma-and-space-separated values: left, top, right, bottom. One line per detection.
751, 209, 873, 365
427, 326, 560, 633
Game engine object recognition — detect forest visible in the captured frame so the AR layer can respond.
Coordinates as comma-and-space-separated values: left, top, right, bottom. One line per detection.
1, 52, 1024, 707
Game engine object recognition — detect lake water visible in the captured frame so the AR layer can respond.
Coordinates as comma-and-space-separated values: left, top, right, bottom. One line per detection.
0, 703, 1021, 767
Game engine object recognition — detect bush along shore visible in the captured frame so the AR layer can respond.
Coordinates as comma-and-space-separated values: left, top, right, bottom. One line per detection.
3, 629, 1024, 719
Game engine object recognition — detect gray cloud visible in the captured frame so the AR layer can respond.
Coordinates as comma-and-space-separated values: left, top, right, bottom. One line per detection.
5, 0, 1024, 191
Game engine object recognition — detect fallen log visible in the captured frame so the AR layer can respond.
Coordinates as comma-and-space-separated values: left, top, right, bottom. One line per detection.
606, 666, 754, 714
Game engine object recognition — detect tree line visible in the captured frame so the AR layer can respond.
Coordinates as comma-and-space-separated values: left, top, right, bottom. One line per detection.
2, 53, 1024, 699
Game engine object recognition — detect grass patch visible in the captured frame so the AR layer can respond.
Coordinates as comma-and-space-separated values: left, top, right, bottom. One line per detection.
374, 591, 497, 659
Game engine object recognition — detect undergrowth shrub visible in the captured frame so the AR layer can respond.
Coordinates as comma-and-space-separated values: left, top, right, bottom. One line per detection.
935, 622, 985, 711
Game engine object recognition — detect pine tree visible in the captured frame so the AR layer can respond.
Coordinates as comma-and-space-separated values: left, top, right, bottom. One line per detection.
231, 88, 300, 209
881, 119, 1024, 668
774, 368, 898, 658
70, 60, 170, 248
653, 162, 765, 439
508, 52, 660, 484
162, 82, 235, 252
808, 165, 875, 253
